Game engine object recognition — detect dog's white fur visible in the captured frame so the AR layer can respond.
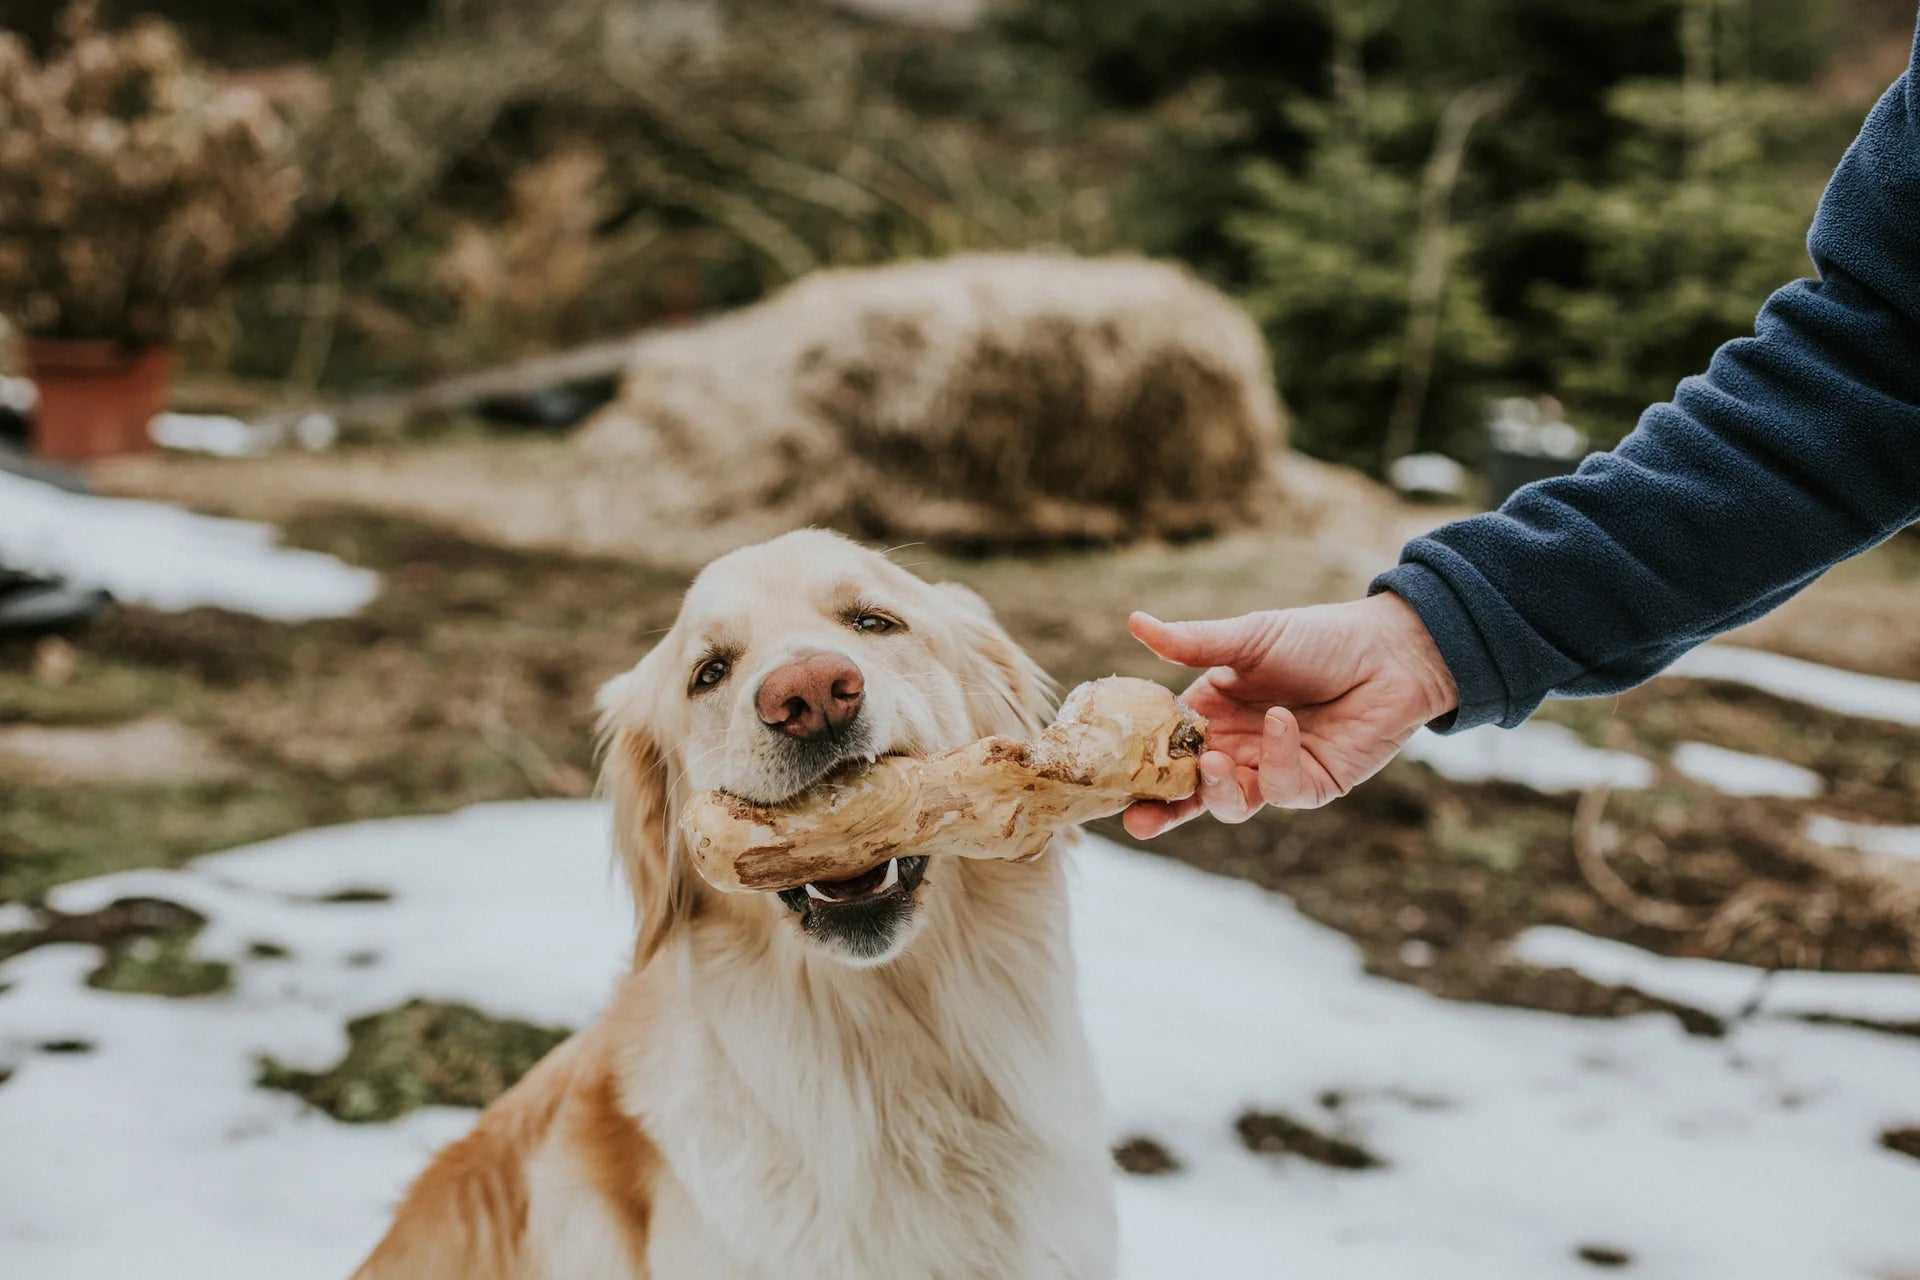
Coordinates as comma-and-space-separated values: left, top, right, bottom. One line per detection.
353, 529, 1117, 1279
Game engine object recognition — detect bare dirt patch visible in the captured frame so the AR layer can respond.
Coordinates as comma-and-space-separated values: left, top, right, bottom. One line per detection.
0, 897, 232, 998
93, 441, 1424, 583
0, 718, 238, 786
1721, 534, 1920, 682
1094, 725, 1920, 1034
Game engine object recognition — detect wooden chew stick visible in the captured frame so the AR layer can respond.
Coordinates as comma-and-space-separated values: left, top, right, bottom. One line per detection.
681, 676, 1208, 894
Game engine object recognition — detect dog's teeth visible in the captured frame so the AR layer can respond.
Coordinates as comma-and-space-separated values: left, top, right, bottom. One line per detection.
879, 858, 899, 891
804, 882, 831, 902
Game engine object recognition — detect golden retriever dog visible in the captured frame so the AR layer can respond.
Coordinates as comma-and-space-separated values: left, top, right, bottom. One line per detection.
353, 529, 1118, 1279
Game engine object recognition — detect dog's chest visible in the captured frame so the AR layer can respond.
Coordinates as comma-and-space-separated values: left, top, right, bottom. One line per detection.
633, 962, 1114, 1279
644, 1102, 1102, 1280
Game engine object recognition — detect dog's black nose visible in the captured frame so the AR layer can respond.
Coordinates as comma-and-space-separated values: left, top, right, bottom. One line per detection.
756, 652, 864, 741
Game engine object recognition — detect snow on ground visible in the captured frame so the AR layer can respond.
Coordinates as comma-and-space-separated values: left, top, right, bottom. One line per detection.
1513, 926, 1920, 1026
1805, 814, 1920, 864
1669, 644, 1920, 729
0, 470, 377, 621
1400, 720, 1654, 793
2, 805, 1916, 1280
1670, 741, 1824, 798
1403, 647, 1920, 803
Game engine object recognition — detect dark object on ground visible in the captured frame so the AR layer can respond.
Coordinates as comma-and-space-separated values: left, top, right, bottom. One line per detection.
1234, 1109, 1384, 1169
1111, 1136, 1181, 1175
1882, 1127, 1920, 1162
1576, 1244, 1633, 1268
0, 375, 32, 445
475, 375, 620, 432
0, 569, 111, 634
39, 1039, 95, 1054
328, 330, 660, 438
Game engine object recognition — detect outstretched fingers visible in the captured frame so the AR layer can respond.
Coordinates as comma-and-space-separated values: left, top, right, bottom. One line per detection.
1130, 611, 1254, 673
1197, 749, 1260, 823
1122, 794, 1202, 839
1122, 748, 1263, 837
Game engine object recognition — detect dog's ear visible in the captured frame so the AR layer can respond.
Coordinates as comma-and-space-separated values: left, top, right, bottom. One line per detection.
597, 666, 701, 965
935, 582, 1055, 738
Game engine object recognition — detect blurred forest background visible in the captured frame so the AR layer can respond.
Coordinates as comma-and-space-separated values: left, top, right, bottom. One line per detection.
5, 0, 1913, 474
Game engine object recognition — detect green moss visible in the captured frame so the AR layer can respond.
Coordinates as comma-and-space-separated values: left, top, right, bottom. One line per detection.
88, 927, 232, 998
0, 655, 200, 726
258, 1000, 571, 1123
0, 783, 308, 903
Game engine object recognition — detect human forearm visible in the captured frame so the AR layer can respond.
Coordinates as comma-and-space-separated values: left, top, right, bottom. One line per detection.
1377, 44, 1920, 729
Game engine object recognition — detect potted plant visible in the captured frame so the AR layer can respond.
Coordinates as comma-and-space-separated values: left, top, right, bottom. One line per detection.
0, 3, 298, 460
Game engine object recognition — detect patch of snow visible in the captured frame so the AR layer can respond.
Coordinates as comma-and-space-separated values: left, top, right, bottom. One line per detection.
1670, 741, 1823, 798
0, 470, 377, 621
1804, 814, 1920, 864
1401, 720, 1654, 793
1668, 645, 1920, 729
150, 412, 271, 458
1, 808, 1917, 1279
1387, 452, 1469, 500
832, 0, 985, 28
1514, 926, 1920, 1026
0, 902, 38, 933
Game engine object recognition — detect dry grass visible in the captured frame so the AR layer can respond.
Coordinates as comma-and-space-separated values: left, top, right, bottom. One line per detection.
580, 253, 1288, 549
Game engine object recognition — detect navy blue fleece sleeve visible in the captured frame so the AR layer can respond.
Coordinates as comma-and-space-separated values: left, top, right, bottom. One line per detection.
1373, 25, 1920, 731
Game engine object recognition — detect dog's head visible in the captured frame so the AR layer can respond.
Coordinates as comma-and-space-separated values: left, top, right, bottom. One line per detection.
598, 529, 1051, 967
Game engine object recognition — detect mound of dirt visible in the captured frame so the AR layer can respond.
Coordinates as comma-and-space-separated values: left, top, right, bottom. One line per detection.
578, 252, 1287, 549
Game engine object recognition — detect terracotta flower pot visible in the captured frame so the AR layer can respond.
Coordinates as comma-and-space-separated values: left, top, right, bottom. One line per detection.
21, 338, 173, 461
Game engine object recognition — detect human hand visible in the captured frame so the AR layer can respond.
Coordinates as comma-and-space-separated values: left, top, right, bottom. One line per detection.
1121, 593, 1459, 837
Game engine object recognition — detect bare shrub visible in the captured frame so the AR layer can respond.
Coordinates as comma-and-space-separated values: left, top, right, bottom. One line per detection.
578, 252, 1286, 548
434, 144, 613, 356
0, 2, 299, 344
241, 0, 1133, 383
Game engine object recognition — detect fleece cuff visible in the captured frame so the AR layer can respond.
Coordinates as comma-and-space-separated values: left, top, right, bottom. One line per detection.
1368, 562, 1509, 733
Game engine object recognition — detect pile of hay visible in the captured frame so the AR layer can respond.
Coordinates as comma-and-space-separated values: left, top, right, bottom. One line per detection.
577, 252, 1286, 549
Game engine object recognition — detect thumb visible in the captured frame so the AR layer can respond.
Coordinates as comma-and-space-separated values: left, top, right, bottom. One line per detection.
1129, 611, 1260, 672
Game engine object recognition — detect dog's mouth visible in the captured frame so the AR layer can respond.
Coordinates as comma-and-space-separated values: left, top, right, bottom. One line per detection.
776, 854, 928, 914
736, 735, 909, 809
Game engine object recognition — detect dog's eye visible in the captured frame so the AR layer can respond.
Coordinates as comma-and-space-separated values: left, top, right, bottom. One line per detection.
690, 657, 730, 692
851, 612, 902, 635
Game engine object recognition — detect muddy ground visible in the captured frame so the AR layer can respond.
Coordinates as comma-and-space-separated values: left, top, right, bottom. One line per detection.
4, 463, 1918, 1121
